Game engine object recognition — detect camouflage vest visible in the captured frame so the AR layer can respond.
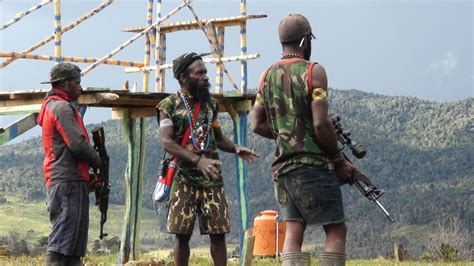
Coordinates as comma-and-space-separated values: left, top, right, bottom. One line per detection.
259, 58, 329, 177
157, 93, 223, 188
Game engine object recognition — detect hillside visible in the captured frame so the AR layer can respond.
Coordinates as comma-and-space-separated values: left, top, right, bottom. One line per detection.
0, 89, 472, 259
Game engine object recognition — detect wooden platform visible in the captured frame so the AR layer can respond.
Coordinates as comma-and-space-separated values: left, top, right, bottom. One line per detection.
0, 89, 256, 118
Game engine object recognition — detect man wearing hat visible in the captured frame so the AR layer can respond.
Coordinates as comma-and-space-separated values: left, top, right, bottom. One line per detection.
156, 52, 258, 266
251, 14, 358, 266
37, 62, 101, 265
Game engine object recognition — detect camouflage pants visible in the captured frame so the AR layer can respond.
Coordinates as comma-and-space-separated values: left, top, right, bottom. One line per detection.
167, 183, 230, 235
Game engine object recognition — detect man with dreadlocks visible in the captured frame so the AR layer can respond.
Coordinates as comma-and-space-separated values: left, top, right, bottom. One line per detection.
156, 52, 258, 266
251, 14, 359, 266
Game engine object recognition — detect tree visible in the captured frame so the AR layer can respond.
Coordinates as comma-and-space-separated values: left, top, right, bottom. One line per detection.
426, 216, 471, 261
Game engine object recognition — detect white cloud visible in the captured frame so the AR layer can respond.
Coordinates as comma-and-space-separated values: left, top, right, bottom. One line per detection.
429, 51, 458, 76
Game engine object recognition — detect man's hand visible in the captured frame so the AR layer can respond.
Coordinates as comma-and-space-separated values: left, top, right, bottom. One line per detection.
196, 157, 222, 179
91, 157, 103, 170
235, 146, 259, 162
335, 160, 358, 184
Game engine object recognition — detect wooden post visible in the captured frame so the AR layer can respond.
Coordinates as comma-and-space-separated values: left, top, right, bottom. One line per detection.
393, 243, 405, 262
120, 110, 139, 263
241, 228, 255, 266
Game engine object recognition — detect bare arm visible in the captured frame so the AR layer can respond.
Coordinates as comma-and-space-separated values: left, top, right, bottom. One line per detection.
311, 64, 339, 158
214, 126, 259, 161
214, 125, 236, 153
159, 112, 222, 179
311, 64, 357, 183
251, 103, 274, 139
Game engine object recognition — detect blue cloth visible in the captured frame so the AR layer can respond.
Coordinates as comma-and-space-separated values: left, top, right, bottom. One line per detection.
46, 181, 89, 257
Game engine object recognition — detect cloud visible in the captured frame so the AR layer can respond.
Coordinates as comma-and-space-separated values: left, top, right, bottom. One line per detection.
429, 51, 458, 76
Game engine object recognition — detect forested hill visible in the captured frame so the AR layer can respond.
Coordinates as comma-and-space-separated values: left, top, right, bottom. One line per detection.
0, 89, 472, 258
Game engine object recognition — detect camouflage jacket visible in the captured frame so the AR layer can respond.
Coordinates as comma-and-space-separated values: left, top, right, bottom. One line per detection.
257, 58, 330, 177
157, 93, 223, 188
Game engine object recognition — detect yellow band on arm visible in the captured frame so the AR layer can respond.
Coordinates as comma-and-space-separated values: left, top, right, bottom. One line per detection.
312, 88, 327, 101
255, 93, 265, 105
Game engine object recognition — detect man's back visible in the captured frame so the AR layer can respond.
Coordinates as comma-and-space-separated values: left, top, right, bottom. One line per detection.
259, 58, 328, 177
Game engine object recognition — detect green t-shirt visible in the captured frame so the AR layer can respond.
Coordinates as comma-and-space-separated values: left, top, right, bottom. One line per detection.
157, 93, 223, 188
257, 59, 329, 177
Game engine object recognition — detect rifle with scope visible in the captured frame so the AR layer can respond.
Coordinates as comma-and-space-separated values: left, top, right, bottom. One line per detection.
332, 115, 395, 223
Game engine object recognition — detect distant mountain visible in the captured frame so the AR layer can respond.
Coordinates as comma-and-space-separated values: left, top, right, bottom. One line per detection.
0, 89, 472, 258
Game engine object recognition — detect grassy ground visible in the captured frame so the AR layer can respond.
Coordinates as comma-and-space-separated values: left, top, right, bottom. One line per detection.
0, 254, 472, 266
0, 196, 166, 249
1, 197, 472, 265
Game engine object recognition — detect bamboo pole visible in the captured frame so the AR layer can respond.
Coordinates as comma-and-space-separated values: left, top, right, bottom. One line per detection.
154, 0, 165, 92
204, 22, 224, 94
0, 0, 53, 31
81, 1, 189, 75
184, 3, 241, 93
216, 27, 225, 93
53, 0, 62, 62
156, 33, 166, 92
240, 0, 248, 94
0, 0, 114, 69
142, 0, 154, 92
0, 52, 144, 67
124, 54, 259, 73
235, 0, 250, 255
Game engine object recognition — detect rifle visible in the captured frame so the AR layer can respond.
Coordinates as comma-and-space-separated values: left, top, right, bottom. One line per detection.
331, 115, 395, 223
90, 126, 110, 239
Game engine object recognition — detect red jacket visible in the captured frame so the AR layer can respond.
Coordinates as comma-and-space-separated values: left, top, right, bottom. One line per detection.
37, 89, 99, 187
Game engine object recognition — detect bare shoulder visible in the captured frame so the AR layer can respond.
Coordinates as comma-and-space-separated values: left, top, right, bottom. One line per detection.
311, 63, 328, 89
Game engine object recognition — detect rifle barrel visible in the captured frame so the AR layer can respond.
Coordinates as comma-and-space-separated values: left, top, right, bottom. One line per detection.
375, 199, 395, 223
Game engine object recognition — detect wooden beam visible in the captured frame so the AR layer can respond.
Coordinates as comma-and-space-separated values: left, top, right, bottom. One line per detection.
111, 99, 252, 119
0, 93, 119, 114
0, 104, 41, 115
0, 90, 256, 118
0, 113, 38, 145
123, 14, 266, 34
111, 108, 155, 119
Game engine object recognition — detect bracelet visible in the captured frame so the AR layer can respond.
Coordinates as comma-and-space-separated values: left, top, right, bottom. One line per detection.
331, 153, 345, 164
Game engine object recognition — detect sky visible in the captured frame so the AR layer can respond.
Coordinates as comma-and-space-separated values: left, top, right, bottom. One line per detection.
0, 0, 473, 141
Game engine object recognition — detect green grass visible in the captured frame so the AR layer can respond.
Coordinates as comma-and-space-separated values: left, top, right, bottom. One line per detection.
0, 196, 166, 248
1, 254, 473, 266
1, 196, 472, 266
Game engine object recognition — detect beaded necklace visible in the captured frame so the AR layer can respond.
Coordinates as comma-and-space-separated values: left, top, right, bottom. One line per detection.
281, 53, 304, 59
178, 90, 213, 151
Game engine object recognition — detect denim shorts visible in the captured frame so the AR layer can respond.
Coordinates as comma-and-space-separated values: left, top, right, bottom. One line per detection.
274, 167, 345, 225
